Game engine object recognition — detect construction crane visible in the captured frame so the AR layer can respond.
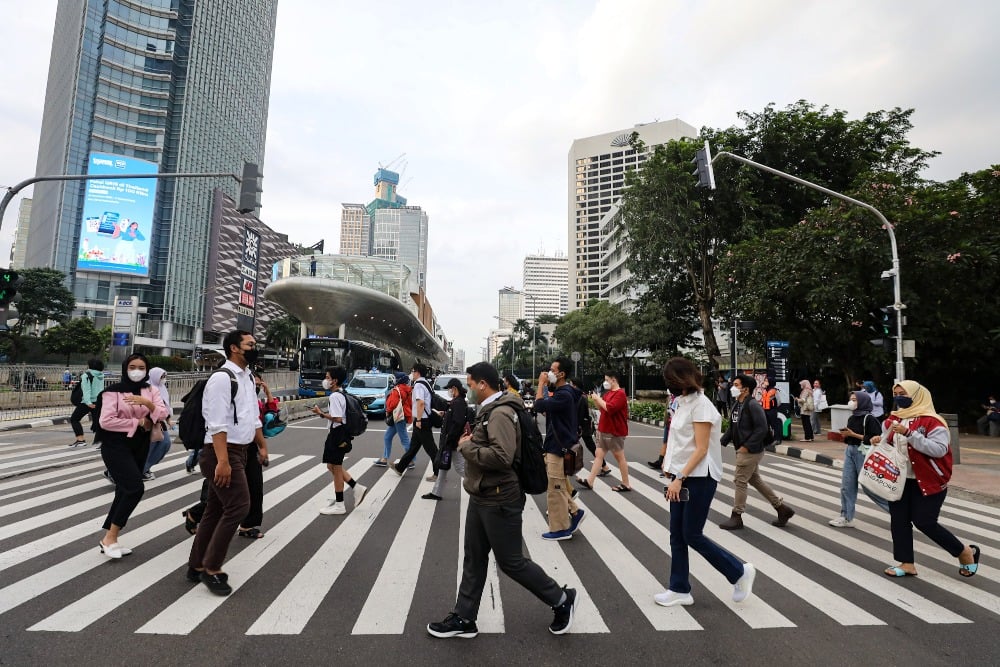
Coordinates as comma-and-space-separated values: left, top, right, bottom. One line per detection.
378, 153, 406, 171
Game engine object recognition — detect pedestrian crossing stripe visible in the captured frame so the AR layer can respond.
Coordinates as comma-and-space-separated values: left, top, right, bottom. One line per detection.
0, 451, 997, 636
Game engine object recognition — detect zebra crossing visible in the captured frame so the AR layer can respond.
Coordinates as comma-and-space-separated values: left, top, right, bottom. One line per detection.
1, 439, 997, 640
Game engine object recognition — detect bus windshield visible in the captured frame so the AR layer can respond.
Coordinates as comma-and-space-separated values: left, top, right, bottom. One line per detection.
301, 344, 345, 372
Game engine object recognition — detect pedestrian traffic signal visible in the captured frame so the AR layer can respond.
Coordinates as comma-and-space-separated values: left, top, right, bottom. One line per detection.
0, 269, 23, 307
238, 161, 263, 214
691, 140, 716, 189
880, 307, 893, 336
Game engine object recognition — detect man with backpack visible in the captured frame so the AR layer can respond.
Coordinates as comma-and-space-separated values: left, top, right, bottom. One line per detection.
311, 366, 367, 515
392, 363, 439, 479
69, 359, 105, 447
427, 362, 577, 639
186, 330, 268, 596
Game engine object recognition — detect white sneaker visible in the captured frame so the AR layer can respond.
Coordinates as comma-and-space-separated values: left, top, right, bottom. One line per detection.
654, 590, 694, 607
733, 563, 756, 602
353, 483, 368, 506
828, 516, 854, 528
99, 542, 125, 559
320, 501, 347, 515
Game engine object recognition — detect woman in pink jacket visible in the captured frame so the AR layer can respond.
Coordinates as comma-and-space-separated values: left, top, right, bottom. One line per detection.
98, 353, 169, 559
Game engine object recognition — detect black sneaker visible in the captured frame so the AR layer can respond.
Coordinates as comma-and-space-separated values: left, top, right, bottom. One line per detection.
200, 572, 232, 596
647, 457, 663, 470
186, 566, 203, 583
427, 612, 478, 638
549, 587, 577, 635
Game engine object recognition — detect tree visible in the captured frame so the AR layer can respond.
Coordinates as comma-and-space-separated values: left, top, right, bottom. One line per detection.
553, 300, 630, 372
40, 317, 105, 364
264, 313, 301, 361
12, 268, 75, 333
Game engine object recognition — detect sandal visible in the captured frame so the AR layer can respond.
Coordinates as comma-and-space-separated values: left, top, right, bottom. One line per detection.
181, 510, 198, 535
883, 565, 917, 578
238, 527, 264, 539
598, 468, 613, 477
611, 484, 631, 493
576, 478, 592, 490
959, 545, 981, 578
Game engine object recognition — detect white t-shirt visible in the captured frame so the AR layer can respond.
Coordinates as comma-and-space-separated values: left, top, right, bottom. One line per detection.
663, 391, 723, 482
327, 391, 346, 430
412, 378, 432, 418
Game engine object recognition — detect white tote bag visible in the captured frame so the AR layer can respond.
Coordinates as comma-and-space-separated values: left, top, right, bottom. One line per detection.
858, 434, 908, 502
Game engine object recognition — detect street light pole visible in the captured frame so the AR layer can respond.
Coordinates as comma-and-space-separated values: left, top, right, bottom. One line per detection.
504, 286, 538, 381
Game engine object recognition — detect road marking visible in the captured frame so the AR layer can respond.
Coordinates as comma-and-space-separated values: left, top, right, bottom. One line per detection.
246, 462, 405, 635
457, 479, 505, 633
0, 447, 101, 469
352, 462, 437, 634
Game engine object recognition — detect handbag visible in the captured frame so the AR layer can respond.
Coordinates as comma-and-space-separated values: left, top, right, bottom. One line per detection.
562, 441, 584, 476
437, 447, 452, 471
858, 432, 908, 502
150, 421, 165, 443
391, 388, 405, 423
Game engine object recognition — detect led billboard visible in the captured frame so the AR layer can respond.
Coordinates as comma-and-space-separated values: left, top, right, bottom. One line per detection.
76, 152, 158, 277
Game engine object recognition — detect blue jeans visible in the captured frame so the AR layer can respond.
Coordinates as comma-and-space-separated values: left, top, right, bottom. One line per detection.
842, 445, 890, 519
668, 476, 745, 594
144, 428, 171, 474
383, 421, 411, 460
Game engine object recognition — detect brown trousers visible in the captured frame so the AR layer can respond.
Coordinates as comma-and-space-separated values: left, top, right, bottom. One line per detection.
188, 444, 250, 572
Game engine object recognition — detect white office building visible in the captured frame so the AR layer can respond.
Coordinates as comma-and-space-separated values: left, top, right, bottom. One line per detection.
498, 288, 523, 329
568, 118, 698, 310
10, 198, 32, 269
370, 206, 429, 294
339, 203, 370, 256
523, 253, 568, 320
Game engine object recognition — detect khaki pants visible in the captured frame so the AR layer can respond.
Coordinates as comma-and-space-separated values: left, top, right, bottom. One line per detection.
732, 450, 782, 514
544, 453, 578, 531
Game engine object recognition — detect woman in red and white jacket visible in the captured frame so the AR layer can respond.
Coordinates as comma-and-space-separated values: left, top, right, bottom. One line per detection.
873, 380, 980, 578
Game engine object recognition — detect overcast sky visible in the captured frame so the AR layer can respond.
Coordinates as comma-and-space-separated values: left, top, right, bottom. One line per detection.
1, 0, 996, 360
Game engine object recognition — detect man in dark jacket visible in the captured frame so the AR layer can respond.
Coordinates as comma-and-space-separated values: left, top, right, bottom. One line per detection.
719, 374, 795, 531
427, 362, 577, 639
534, 357, 584, 541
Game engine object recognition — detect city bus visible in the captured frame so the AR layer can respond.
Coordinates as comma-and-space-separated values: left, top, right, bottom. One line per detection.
294, 337, 401, 397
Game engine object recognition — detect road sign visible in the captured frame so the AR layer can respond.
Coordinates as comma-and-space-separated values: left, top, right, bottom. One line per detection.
766, 340, 790, 382
571, 351, 581, 362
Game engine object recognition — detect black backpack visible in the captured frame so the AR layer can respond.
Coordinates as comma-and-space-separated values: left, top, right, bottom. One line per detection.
341, 390, 368, 438
484, 402, 547, 495
178, 369, 238, 450
70, 373, 87, 406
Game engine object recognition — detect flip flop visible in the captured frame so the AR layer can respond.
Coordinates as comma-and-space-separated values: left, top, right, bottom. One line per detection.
597, 468, 613, 477
611, 484, 631, 493
959, 545, 981, 578
238, 527, 265, 539
576, 478, 593, 490
884, 565, 917, 578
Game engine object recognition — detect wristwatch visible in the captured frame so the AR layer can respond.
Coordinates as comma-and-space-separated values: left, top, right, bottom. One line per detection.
676, 473, 687, 481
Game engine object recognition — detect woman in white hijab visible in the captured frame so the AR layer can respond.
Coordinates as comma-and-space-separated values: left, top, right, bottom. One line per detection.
142, 367, 173, 481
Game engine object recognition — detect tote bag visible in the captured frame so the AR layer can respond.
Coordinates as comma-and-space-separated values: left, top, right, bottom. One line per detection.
859, 434, 908, 502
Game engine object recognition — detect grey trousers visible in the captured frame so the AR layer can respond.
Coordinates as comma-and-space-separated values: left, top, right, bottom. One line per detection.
455, 498, 563, 621
430, 452, 465, 497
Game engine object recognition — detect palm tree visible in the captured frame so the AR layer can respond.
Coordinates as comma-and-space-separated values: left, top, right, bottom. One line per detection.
264, 314, 301, 364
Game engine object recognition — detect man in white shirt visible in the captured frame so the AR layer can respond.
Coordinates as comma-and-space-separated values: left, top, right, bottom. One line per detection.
811, 380, 826, 437
393, 363, 439, 479
312, 366, 367, 515
187, 330, 267, 596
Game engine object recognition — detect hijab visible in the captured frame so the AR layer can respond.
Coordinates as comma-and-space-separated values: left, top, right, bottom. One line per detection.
891, 380, 947, 427
851, 390, 872, 416
862, 380, 877, 394
104, 353, 151, 396
799, 379, 811, 395
148, 367, 170, 410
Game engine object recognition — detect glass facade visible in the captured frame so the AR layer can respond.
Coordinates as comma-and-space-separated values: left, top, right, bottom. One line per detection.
27, 0, 278, 347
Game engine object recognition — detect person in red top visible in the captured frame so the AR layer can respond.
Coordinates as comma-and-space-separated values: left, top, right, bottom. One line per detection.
579, 371, 631, 492
873, 380, 980, 578
378, 376, 412, 467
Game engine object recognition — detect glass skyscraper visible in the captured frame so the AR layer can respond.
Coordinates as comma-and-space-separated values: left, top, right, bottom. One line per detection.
26, 0, 278, 351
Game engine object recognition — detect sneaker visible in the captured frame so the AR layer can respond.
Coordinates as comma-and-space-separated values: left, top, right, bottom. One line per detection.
654, 590, 694, 607
569, 509, 586, 534
828, 516, 854, 528
142, 471, 155, 481
427, 612, 479, 638
69, 440, 87, 448
549, 587, 577, 635
200, 572, 232, 596
353, 483, 368, 506
373, 459, 388, 467
541, 528, 573, 541
647, 457, 663, 470
319, 501, 347, 515
422, 492, 443, 500
407, 462, 416, 469
391, 459, 405, 476
733, 563, 756, 602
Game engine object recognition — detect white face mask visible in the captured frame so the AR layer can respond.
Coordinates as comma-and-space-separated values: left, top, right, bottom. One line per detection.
321, 379, 332, 390
602, 381, 611, 390
127, 370, 146, 383
547, 371, 558, 385
848, 399, 858, 410
730, 385, 741, 398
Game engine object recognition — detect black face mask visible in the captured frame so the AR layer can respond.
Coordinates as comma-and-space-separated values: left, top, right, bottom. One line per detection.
242, 348, 260, 366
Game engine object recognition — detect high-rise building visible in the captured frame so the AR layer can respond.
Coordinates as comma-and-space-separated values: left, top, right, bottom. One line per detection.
498, 288, 523, 329
523, 253, 568, 320
25, 0, 278, 351
568, 119, 698, 310
339, 203, 370, 256
10, 198, 32, 269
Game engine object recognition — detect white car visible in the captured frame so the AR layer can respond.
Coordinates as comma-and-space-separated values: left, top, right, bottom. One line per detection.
432, 373, 474, 406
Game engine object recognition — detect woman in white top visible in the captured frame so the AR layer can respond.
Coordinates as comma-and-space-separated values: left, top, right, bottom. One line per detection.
655, 357, 756, 608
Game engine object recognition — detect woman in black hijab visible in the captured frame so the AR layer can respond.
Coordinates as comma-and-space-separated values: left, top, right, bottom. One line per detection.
97, 353, 169, 559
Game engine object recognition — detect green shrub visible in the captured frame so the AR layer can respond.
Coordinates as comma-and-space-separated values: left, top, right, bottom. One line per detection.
629, 400, 666, 422
145, 355, 193, 372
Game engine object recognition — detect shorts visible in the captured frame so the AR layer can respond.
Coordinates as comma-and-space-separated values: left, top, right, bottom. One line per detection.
322, 427, 352, 465
597, 432, 625, 453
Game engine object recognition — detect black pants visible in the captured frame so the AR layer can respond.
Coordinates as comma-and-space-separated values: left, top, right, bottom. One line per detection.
101, 436, 149, 530
581, 429, 598, 459
799, 415, 814, 440
889, 478, 964, 563
396, 422, 438, 474
765, 408, 782, 443
70, 404, 96, 438
455, 498, 563, 621
242, 443, 263, 528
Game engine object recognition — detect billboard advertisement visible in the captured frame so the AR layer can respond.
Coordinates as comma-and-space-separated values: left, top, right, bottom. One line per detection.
76, 152, 158, 277
236, 226, 260, 332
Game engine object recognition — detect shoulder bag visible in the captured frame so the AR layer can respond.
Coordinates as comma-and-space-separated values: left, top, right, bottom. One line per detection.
858, 428, 908, 502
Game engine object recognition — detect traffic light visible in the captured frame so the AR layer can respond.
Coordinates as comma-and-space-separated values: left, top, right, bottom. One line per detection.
880, 307, 893, 336
0, 269, 23, 307
691, 140, 716, 189
238, 161, 262, 214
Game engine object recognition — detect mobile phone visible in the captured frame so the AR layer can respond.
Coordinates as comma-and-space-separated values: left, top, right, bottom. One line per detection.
663, 486, 690, 502
462, 422, 472, 437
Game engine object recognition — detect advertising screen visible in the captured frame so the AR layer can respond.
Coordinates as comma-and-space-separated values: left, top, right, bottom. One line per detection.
76, 152, 158, 277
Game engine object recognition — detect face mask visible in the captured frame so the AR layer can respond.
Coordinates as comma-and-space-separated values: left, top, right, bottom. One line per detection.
730, 386, 741, 398
127, 370, 146, 383
467, 383, 479, 403
848, 400, 858, 410
894, 396, 913, 409
242, 348, 259, 365
322, 379, 332, 390
602, 381, 611, 390
547, 371, 558, 385
410, 373, 417, 383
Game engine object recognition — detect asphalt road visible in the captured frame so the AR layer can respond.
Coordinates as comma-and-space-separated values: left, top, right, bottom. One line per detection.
1, 417, 997, 666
